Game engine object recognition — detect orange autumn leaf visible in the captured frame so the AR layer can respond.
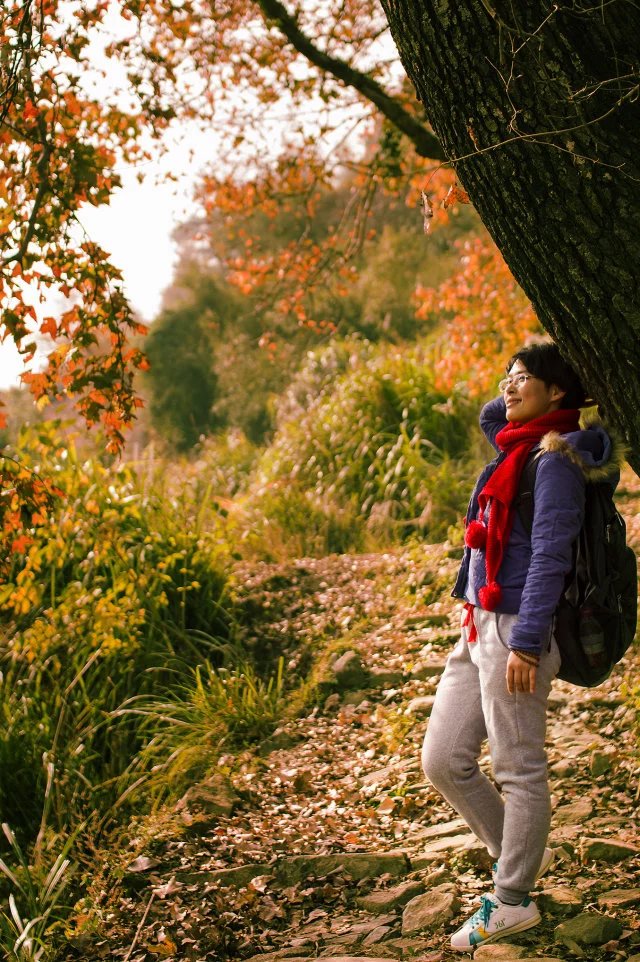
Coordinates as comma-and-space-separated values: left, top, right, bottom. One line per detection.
22, 99, 39, 121
40, 316, 58, 337
443, 183, 471, 209
11, 535, 34, 554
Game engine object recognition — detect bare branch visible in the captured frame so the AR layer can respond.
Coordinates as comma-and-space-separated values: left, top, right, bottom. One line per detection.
254, 0, 446, 160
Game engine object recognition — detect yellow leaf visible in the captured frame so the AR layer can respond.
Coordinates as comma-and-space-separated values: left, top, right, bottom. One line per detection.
146, 939, 177, 957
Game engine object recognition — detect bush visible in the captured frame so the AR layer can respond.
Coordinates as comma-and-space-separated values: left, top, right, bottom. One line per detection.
254, 340, 475, 543
0, 423, 234, 843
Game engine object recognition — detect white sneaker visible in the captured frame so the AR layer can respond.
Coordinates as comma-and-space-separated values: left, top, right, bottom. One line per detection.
491, 845, 554, 883
450, 893, 541, 953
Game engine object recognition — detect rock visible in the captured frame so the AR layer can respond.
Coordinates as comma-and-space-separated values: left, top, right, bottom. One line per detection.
411, 833, 491, 870
314, 955, 398, 962
597, 888, 640, 909
379, 936, 437, 955
359, 758, 418, 787
582, 837, 640, 862
175, 773, 239, 820
279, 767, 314, 794
548, 758, 575, 777
590, 750, 616, 777
325, 916, 396, 947
457, 838, 494, 871
415, 833, 473, 856
324, 693, 341, 711
473, 945, 530, 960
411, 817, 469, 841
369, 667, 405, 688
410, 659, 448, 680
250, 951, 316, 962
554, 911, 623, 946
361, 925, 394, 945
549, 824, 580, 847
357, 879, 426, 914
474, 948, 565, 962
401, 883, 460, 934
555, 796, 592, 825
538, 886, 584, 916
547, 690, 570, 709
331, 651, 369, 690
405, 695, 436, 716
275, 851, 409, 885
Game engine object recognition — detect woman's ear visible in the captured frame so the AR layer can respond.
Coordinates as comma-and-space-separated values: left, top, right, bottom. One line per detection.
550, 384, 566, 403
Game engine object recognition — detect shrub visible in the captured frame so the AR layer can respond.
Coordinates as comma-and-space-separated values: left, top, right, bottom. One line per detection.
254, 341, 475, 543
0, 423, 234, 842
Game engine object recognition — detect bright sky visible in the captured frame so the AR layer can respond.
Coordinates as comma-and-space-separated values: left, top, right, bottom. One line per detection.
0, 2, 216, 391
0, 125, 221, 390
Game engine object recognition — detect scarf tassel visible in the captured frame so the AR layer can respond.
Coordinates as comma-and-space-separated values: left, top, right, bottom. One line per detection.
465, 519, 487, 549
478, 580, 502, 611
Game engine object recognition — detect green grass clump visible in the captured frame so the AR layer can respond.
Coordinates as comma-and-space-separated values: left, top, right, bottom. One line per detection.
121, 658, 285, 794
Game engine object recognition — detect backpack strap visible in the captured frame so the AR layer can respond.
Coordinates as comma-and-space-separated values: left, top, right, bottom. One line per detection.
514, 452, 540, 538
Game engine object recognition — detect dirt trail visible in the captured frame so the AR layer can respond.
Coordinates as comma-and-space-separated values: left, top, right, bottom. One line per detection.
88, 483, 640, 962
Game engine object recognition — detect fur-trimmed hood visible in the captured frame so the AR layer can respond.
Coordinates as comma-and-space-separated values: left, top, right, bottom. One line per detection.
537, 411, 625, 483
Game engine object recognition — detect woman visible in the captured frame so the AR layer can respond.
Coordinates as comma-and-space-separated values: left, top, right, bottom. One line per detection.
422, 342, 618, 953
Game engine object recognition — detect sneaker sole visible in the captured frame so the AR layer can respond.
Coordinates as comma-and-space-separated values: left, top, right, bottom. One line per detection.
451, 912, 541, 954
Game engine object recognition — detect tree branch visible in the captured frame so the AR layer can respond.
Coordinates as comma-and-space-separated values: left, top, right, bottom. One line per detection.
255, 0, 446, 160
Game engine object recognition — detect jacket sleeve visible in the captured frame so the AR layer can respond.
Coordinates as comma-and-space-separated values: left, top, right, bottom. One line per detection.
480, 396, 508, 452
508, 452, 585, 656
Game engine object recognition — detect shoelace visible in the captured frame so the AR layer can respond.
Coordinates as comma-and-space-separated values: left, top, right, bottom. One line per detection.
470, 894, 496, 928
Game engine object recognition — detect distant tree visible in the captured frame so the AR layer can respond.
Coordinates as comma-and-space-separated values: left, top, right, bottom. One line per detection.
145, 295, 222, 451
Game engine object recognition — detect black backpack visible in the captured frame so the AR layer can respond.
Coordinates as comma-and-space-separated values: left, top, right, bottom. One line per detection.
516, 454, 638, 686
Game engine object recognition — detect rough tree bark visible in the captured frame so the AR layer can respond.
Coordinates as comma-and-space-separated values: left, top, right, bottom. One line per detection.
380, 0, 640, 473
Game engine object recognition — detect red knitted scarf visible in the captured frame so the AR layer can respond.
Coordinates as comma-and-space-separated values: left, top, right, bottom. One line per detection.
465, 408, 580, 611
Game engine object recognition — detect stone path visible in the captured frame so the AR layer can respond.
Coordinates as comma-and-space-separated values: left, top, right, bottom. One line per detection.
90, 481, 640, 962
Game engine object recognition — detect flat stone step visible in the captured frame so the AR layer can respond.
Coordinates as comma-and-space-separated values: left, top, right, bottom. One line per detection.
180, 851, 411, 889
276, 851, 410, 885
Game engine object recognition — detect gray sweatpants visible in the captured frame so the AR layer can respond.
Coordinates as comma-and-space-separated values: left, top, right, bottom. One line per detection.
422, 606, 561, 904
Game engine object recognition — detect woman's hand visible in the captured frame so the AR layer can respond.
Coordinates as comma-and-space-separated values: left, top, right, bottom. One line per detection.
506, 651, 537, 694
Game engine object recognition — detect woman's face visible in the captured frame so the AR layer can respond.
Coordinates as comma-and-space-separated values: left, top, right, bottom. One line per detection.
503, 360, 566, 423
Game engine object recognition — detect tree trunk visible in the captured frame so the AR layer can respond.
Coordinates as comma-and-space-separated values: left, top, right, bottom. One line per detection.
380, 0, 640, 473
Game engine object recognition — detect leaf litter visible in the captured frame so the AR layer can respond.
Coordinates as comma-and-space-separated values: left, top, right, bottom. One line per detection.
74, 483, 640, 962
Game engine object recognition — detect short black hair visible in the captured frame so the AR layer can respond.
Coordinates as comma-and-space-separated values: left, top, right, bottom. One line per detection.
506, 342, 587, 409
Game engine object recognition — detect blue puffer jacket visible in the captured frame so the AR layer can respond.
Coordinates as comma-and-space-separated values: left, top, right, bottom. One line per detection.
452, 396, 621, 657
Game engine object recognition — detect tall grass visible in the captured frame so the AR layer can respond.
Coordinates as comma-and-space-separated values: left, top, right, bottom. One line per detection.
0, 821, 76, 962
0, 423, 284, 953
242, 339, 478, 552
